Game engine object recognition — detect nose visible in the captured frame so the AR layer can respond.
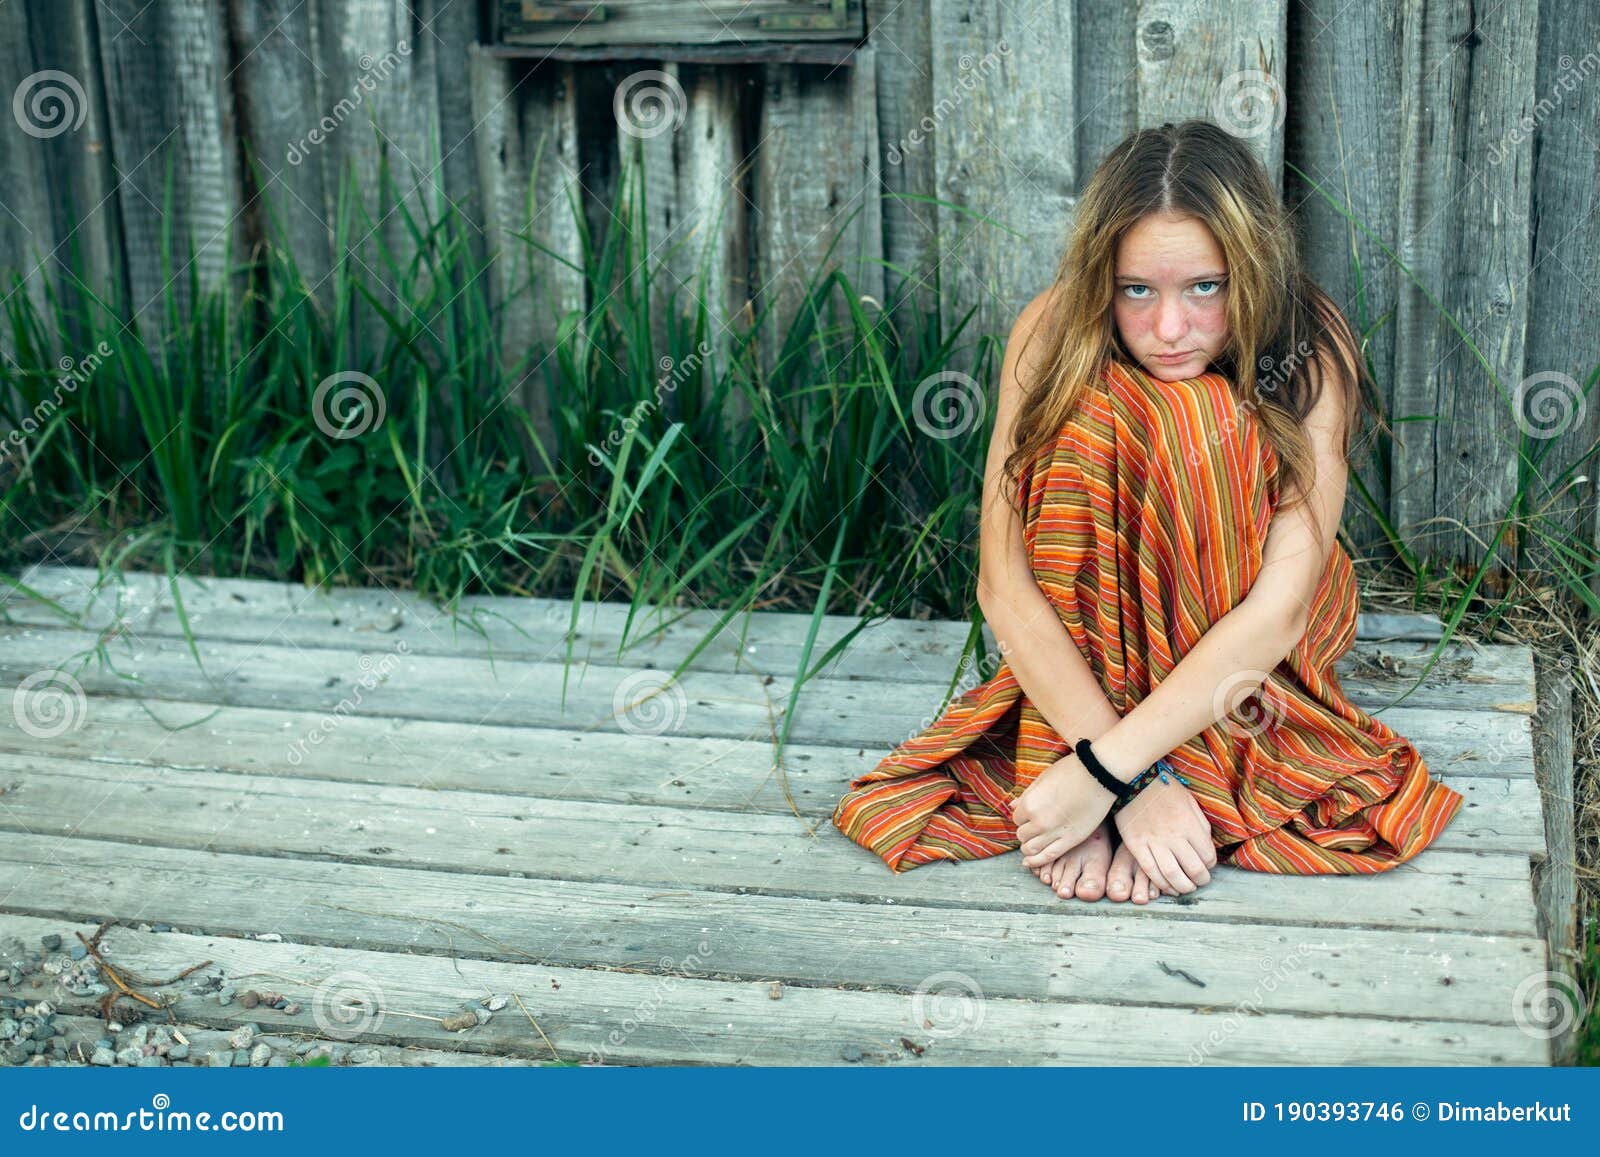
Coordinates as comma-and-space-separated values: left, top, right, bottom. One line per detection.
1154, 297, 1186, 344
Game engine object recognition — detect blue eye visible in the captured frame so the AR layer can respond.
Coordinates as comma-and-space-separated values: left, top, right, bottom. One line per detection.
1191, 280, 1222, 297
1122, 284, 1153, 299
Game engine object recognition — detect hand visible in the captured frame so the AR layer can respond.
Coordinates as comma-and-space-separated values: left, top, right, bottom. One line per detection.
1111, 775, 1217, 894
1011, 752, 1117, 869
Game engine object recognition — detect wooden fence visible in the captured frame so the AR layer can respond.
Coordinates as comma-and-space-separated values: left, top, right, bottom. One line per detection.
0, 0, 1597, 589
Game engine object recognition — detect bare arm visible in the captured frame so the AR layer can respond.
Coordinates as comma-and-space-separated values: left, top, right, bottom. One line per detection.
976, 289, 1121, 748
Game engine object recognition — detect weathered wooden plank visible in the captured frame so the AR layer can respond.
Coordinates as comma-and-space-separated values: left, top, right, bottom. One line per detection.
928, 0, 1075, 367
622, 61, 749, 402
494, 0, 867, 46
0, 834, 1549, 1024
0, 629, 1541, 774
870, 0, 939, 357
0, 916, 1545, 1065
0, 0, 56, 324
313, 0, 442, 321
0, 0, 124, 324
1284, 0, 1403, 561
754, 47, 884, 380
467, 44, 583, 454
1135, 0, 1287, 186
1075, 0, 1139, 184
1531, 653, 1578, 1062
1524, 1, 1600, 596
92, 0, 246, 335
2, 567, 1535, 710
230, 0, 334, 293
0, 752, 1542, 935
429, 0, 489, 279
0, 696, 1537, 864
1392, 0, 1539, 584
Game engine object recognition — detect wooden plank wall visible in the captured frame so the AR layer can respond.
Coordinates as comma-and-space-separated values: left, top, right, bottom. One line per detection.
0, 0, 1597, 584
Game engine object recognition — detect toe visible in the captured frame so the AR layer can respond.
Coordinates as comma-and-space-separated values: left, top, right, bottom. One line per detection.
1104, 844, 1135, 901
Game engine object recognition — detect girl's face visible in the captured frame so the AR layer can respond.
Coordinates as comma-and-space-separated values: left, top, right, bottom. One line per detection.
1111, 211, 1229, 382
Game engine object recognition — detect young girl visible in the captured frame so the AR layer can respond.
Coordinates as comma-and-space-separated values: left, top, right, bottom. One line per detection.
832, 119, 1464, 903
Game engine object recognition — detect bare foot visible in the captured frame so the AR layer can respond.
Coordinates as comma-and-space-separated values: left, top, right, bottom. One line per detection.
1028, 821, 1115, 900
1104, 839, 1162, 904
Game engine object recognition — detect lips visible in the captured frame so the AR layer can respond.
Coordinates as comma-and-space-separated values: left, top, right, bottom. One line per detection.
1152, 350, 1195, 362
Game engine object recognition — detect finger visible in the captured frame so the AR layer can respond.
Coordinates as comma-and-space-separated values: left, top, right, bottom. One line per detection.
1172, 841, 1210, 888
1191, 834, 1219, 873
1023, 833, 1077, 869
1154, 844, 1195, 893
1127, 842, 1171, 894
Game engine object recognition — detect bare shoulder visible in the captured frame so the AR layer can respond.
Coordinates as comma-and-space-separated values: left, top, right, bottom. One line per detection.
1001, 285, 1064, 402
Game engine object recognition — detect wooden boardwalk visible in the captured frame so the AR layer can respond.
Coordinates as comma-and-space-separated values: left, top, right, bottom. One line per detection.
0, 565, 1561, 1065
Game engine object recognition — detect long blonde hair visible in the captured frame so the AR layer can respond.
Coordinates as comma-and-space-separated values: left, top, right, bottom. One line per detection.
1002, 120, 1367, 545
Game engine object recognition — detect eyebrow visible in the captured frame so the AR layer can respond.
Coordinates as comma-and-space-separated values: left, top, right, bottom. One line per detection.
1113, 271, 1228, 283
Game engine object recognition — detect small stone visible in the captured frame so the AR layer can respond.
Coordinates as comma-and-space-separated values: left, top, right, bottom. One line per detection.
840, 1044, 864, 1063
347, 1047, 380, 1064
30, 1023, 53, 1041
168, 1044, 189, 1061
282, 1002, 301, 1015
129, 1024, 150, 1049
249, 1043, 272, 1067
0, 1019, 15, 1041
106, 1021, 123, 1033
88, 1046, 115, 1066
439, 1007, 478, 1032
69, 946, 87, 960
25, 1055, 50, 1067
153, 924, 171, 933
116, 1046, 142, 1066
228, 1023, 257, 1050
483, 995, 508, 1012
40, 935, 61, 951
217, 987, 236, 1007
231, 1048, 250, 1067
136, 1055, 165, 1068
473, 1008, 492, 1026
207, 1051, 231, 1068
96, 1038, 113, 1050
266, 1056, 289, 1067
239, 990, 260, 1010
253, 933, 283, 943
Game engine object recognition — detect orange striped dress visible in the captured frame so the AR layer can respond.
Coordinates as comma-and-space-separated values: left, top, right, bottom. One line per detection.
832, 359, 1464, 874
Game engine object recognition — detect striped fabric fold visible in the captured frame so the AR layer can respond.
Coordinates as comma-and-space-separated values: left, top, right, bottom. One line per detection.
832, 359, 1464, 874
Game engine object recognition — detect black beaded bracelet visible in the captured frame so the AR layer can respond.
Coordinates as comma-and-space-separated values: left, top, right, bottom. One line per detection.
1074, 737, 1137, 802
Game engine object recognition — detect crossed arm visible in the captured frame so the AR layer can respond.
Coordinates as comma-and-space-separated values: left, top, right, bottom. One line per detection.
1088, 358, 1354, 782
